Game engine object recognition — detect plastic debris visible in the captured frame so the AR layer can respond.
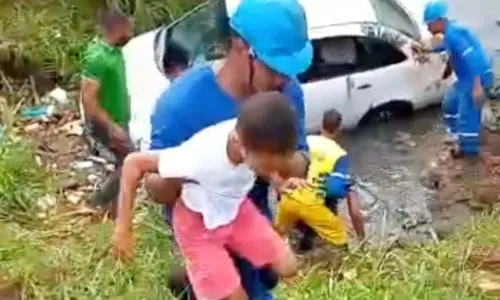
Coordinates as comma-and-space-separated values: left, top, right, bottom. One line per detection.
42, 87, 69, 105
20, 105, 56, 120
71, 161, 94, 171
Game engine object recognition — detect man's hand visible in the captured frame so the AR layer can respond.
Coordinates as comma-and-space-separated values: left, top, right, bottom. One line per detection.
279, 177, 311, 193
473, 77, 484, 107
109, 124, 130, 152
112, 225, 135, 261
473, 85, 484, 102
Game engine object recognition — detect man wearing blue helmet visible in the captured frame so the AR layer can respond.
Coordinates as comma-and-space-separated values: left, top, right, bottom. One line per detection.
133, 0, 312, 299
420, 0, 494, 157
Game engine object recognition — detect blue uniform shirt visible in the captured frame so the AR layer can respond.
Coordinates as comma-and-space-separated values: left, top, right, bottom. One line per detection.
441, 21, 493, 89
151, 66, 308, 152
326, 155, 351, 200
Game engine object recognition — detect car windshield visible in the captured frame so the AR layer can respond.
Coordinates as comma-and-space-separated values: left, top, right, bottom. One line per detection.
162, 0, 228, 66
368, 0, 421, 40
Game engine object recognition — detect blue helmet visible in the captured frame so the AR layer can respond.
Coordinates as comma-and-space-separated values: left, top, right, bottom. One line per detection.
229, 0, 313, 77
423, 0, 448, 24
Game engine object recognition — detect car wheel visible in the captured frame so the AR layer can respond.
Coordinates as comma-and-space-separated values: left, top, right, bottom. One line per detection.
359, 101, 413, 126
374, 109, 393, 123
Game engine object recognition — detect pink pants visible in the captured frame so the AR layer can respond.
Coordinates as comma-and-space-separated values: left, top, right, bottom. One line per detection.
173, 199, 287, 300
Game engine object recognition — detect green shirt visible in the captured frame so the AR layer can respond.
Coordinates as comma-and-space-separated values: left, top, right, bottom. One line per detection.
82, 38, 130, 126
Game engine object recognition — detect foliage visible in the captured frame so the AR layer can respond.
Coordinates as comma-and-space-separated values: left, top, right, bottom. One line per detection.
0, 0, 202, 78
0, 140, 53, 226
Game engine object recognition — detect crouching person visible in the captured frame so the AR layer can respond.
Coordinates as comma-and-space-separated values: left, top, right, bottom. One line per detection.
277, 109, 365, 253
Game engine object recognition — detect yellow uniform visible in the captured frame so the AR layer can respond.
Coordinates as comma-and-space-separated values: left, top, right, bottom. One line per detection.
275, 135, 348, 246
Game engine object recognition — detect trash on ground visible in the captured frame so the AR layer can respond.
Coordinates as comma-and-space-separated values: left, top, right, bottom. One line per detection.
60, 120, 83, 136
71, 161, 94, 171
42, 87, 69, 106
87, 156, 108, 165
20, 105, 56, 120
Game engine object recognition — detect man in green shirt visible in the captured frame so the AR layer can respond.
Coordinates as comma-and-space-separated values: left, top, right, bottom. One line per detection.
80, 8, 134, 216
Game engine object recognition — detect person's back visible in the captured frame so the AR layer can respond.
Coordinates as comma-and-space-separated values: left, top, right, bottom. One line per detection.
445, 20, 493, 87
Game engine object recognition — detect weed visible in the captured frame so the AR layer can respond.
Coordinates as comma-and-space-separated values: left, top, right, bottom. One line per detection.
0, 141, 54, 226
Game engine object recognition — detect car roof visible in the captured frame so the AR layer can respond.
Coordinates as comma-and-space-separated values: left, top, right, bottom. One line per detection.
225, 0, 378, 29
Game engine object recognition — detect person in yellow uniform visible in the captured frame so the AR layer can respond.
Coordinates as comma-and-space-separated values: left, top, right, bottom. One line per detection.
275, 109, 364, 248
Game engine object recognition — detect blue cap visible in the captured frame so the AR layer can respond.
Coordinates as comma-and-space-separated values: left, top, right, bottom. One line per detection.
423, 0, 448, 24
229, 0, 313, 77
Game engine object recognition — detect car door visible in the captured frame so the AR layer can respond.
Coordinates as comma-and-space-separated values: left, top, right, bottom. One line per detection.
345, 35, 414, 124
299, 37, 359, 131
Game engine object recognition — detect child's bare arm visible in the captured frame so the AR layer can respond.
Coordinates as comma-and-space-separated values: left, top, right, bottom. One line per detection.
347, 190, 365, 239
116, 153, 160, 231
113, 152, 180, 260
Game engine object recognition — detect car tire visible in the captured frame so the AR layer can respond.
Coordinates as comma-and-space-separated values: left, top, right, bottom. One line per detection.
359, 101, 413, 126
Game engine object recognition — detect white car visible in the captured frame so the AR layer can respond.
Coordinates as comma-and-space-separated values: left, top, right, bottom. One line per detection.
123, 0, 453, 150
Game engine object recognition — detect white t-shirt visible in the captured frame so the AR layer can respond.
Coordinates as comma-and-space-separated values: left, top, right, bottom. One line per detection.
158, 119, 256, 230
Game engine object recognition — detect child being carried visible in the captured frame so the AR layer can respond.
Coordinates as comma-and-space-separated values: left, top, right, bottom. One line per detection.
112, 92, 303, 300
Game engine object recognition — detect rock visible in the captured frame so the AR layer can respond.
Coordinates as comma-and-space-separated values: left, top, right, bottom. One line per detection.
36, 195, 57, 211
65, 191, 85, 205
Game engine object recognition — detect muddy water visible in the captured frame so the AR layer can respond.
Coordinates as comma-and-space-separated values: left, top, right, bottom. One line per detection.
340, 108, 443, 246
344, 3, 500, 246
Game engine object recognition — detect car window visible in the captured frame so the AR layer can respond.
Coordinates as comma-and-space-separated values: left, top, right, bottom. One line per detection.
154, 0, 228, 74
355, 36, 407, 71
298, 37, 359, 83
368, 0, 420, 40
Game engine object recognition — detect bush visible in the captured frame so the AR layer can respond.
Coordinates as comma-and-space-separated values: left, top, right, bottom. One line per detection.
0, 0, 201, 79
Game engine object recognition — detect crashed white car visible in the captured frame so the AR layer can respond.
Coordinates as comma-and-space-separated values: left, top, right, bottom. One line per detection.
123, 0, 453, 150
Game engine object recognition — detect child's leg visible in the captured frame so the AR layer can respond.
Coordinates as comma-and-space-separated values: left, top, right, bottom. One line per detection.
230, 200, 298, 279
298, 202, 348, 247
173, 201, 247, 300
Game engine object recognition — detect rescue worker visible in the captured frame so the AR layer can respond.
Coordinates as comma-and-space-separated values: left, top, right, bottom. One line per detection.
422, 0, 494, 156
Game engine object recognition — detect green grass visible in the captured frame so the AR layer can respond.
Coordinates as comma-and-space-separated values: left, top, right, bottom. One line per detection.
0, 140, 54, 226
0, 142, 500, 299
0, 0, 201, 79
277, 215, 499, 300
